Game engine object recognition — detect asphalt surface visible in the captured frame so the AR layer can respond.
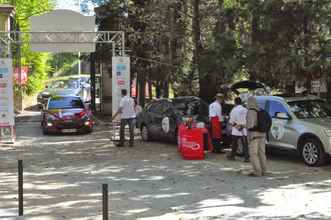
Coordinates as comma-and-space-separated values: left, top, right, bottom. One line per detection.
1, 109, 331, 220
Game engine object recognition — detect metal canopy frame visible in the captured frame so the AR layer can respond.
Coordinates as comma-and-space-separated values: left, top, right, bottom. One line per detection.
0, 30, 126, 114
0, 31, 125, 56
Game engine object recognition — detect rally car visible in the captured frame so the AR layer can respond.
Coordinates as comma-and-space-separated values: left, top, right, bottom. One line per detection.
41, 95, 93, 135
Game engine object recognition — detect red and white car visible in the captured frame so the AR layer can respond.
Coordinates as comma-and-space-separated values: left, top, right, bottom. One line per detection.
41, 95, 93, 135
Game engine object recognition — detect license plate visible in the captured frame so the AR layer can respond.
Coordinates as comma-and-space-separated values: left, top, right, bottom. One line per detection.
62, 129, 77, 133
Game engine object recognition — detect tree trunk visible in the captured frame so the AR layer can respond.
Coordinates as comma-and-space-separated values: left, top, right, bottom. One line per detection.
156, 81, 162, 98
148, 76, 153, 100
250, 2, 259, 81
137, 71, 146, 107
163, 81, 169, 98
192, 0, 206, 100
303, 8, 311, 94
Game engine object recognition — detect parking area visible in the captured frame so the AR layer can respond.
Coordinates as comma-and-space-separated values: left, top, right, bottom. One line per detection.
1, 110, 331, 220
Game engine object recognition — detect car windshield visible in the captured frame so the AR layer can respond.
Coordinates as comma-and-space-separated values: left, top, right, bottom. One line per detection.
48, 97, 84, 109
288, 99, 331, 119
48, 80, 80, 89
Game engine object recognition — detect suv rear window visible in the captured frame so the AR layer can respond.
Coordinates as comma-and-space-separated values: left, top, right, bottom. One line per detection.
173, 98, 203, 116
147, 101, 170, 114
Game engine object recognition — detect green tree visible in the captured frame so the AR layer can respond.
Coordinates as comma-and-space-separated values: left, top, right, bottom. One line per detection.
0, 0, 54, 94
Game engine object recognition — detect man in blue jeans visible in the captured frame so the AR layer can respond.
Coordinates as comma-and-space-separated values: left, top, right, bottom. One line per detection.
112, 89, 136, 147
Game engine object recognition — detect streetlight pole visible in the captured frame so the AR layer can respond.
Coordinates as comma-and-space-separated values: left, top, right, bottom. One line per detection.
78, 0, 81, 76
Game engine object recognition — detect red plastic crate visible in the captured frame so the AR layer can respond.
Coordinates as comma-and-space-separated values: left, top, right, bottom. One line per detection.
178, 123, 212, 160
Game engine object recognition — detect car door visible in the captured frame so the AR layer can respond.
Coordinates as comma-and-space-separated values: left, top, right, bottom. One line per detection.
145, 101, 165, 138
266, 100, 298, 149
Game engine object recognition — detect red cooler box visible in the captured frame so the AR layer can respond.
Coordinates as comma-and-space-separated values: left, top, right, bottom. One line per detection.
178, 123, 212, 160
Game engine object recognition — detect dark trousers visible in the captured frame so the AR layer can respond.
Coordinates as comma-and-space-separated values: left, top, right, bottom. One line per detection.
230, 135, 249, 160
210, 122, 223, 152
212, 138, 222, 152
119, 118, 134, 146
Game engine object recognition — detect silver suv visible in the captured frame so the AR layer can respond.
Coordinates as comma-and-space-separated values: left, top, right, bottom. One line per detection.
256, 95, 331, 166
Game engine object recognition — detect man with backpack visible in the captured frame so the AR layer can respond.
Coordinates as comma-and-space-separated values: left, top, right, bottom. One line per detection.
246, 96, 272, 177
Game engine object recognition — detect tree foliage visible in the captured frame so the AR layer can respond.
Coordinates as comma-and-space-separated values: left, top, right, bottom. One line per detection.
0, 0, 54, 94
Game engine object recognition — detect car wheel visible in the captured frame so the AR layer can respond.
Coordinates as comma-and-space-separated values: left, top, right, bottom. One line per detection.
86, 128, 93, 134
141, 125, 151, 141
42, 128, 49, 135
301, 138, 326, 166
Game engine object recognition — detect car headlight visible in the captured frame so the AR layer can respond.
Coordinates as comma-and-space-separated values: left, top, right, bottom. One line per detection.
324, 129, 331, 137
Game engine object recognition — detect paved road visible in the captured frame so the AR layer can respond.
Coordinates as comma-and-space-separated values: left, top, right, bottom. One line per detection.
1, 110, 331, 220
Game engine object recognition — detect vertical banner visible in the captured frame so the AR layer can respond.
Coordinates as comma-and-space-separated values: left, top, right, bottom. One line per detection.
0, 58, 15, 143
112, 57, 130, 117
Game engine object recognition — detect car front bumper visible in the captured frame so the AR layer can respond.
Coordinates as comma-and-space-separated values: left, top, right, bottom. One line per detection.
44, 120, 93, 134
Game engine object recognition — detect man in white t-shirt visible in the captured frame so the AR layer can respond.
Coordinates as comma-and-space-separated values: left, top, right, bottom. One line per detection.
227, 97, 249, 162
112, 89, 136, 147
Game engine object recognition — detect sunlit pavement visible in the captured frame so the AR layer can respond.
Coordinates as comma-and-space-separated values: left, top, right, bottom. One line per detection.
1, 111, 331, 219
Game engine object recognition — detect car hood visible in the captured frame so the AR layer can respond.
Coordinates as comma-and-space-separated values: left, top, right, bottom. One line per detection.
301, 118, 331, 129
41, 88, 80, 96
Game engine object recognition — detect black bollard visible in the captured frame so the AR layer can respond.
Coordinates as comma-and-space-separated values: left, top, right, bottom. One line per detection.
18, 160, 23, 216
102, 184, 109, 220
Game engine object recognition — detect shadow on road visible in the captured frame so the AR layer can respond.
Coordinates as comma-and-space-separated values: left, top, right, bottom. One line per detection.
1, 112, 331, 220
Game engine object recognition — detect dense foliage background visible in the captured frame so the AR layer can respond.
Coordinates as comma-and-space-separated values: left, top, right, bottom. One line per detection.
91, 0, 331, 103
0, 0, 55, 94
2, 0, 331, 102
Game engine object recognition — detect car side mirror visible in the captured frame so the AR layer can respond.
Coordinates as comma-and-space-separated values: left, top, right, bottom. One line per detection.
275, 112, 290, 120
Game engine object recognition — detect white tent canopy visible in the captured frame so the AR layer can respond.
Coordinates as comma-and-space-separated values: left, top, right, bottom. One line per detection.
30, 9, 96, 53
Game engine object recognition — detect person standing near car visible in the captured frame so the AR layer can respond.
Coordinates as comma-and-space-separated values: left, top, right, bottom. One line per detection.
112, 89, 136, 147
246, 96, 268, 177
227, 97, 249, 162
209, 93, 224, 153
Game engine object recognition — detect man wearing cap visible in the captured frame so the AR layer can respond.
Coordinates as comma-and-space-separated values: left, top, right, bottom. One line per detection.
209, 93, 224, 153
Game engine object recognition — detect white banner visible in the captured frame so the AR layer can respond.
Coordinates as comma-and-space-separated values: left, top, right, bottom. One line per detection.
112, 57, 130, 116
0, 58, 15, 143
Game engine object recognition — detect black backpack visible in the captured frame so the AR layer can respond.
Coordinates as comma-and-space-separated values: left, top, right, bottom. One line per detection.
249, 109, 272, 133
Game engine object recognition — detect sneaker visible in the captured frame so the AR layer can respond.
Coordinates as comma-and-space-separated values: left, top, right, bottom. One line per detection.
227, 155, 236, 161
262, 171, 272, 176
244, 159, 250, 163
116, 143, 124, 147
247, 172, 261, 177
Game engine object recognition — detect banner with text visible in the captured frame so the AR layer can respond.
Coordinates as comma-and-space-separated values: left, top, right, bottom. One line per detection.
0, 58, 15, 143
112, 57, 130, 117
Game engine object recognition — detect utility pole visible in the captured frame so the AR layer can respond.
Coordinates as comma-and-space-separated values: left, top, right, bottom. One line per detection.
78, 0, 81, 76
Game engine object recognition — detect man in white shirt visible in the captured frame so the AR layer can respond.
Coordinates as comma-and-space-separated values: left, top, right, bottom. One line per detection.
112, 89, 136, 147
227, 97, 249, 162
209, 93, 224, 153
